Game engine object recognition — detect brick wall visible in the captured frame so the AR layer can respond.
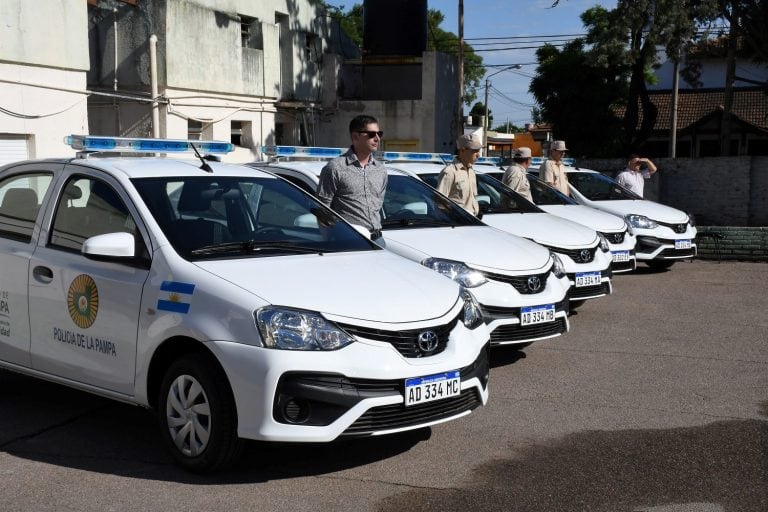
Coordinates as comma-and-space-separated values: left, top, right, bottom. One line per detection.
696, 226, 768, 262
577, 156, 768, 227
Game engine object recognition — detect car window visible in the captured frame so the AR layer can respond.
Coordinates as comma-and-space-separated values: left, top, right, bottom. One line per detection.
418, 172, 541, 214
0, 173, 53, 242
278, 173, 316, 194
568, 172, 641, 201
381, 175, 483, 229
526, 174, 578, 205
132, 176, 376, 259
50, 177, 148, 258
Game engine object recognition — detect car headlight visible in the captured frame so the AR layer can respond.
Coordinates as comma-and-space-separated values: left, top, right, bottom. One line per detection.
421, 258, 487, 288
255, 307, 355, 350
625, 214, 658, 229
460, 288, 484, 329
550, 252, 566, 278
597, 233, 610, 252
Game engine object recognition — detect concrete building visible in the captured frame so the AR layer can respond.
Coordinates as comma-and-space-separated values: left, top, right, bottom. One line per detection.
0, 1, 90, 164
2, 0, 459, 165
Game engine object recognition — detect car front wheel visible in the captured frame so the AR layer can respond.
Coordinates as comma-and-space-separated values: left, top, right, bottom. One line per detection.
158, 353, 243, 472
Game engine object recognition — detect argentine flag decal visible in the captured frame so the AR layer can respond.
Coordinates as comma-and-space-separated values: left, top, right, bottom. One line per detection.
157, 281, 196, 314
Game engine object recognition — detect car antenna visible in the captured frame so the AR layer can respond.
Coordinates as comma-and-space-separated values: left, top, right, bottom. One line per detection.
190, 142, 214, 173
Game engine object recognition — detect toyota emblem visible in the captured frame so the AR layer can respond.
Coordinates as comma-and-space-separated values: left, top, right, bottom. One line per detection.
527, 276, 542, 292
417, 331, 439, 354
578, 249, 592, 262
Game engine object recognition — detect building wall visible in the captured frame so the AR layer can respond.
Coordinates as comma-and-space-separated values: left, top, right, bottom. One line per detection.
0, 1, 89, 159
577, 156, 768, 227
316, 52, 458, 152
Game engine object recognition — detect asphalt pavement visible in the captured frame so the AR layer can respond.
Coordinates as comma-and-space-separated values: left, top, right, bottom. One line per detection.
1, 260, 766, 512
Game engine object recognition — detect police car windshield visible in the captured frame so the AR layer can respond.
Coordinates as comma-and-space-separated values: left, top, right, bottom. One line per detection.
418, 173, 542, 215
525, 174, 579, 205
567, 172, 642, 201
132, 176, 377, 260
381, 175, 483, 229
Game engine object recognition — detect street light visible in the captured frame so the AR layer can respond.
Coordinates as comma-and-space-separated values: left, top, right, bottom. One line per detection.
482, 64, 522, 156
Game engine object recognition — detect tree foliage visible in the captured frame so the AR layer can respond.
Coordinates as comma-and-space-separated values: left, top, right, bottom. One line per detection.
529, 39, 628, 157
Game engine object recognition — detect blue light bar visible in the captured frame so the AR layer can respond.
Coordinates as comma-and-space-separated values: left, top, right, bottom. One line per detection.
475, 157, 501, 166
261, 146, 346, 158
375, 151, 452, 163
531, 157, 545, 166
66, 135, 234, 153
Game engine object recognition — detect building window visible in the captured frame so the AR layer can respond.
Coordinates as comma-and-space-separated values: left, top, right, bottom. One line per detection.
188, 120, 202, 140
240, 15, 262, 49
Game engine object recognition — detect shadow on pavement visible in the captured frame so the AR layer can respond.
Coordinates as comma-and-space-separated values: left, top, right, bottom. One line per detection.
0, 369, 429, 483
489, 347, 526, 368
376, 419, 768, 512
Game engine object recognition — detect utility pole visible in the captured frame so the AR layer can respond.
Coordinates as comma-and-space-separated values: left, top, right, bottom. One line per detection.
482, 64, 521, 157
457, 0, 464, 139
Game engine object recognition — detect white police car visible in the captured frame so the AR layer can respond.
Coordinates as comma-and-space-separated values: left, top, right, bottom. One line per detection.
384, 154, 613, 306
562, 166, 697, 269
251, 146, 571, 349
470, 159, 637, 273
0, 136, 491, 472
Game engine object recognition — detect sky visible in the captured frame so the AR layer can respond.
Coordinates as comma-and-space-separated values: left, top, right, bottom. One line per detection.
324, 0, 618, 128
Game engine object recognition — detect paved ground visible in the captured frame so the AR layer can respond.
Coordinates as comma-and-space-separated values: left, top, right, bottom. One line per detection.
1, 260, 767, 511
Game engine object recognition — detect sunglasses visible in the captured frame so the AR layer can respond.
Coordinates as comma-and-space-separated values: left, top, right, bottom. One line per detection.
356, 130, 384, 139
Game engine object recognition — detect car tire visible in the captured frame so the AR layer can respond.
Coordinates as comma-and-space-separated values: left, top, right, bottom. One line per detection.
646, 260, 675, 270
158, 353, 243, 472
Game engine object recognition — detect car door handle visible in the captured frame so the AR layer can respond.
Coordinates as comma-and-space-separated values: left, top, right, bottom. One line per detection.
32, 265, 54, 283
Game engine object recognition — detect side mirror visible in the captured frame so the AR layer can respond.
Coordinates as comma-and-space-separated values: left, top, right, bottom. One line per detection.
82, 232, 135, 259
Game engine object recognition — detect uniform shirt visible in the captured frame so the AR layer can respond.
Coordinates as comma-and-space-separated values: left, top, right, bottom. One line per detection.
540, 159, 569, 196
502, 163, 532, 202
616, 168, 649, 197
436, 160, 479, 215
316, 147, 387, 231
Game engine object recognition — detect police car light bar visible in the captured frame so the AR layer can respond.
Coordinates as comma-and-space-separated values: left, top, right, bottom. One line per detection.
475, 157, 501, 166
375, 151, 452, 163
66, 135, 234, 154
261, 146, 346, 158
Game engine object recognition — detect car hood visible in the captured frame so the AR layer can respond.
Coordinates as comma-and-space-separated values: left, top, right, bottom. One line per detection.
194, 251, 459, 323
539, 204, 627, 233
481, 212, 598, 249
383, 226, 551, 273
590, 199, 690, 223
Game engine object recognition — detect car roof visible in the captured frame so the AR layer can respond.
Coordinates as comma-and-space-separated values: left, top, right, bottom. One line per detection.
256, 160, 413, 178
0, 135, 279, 181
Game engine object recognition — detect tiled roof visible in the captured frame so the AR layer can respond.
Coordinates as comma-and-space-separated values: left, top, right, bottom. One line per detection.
619, 87, 768, 132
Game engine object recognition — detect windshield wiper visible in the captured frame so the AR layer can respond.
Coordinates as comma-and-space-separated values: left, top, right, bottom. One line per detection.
190, 240, 326, 257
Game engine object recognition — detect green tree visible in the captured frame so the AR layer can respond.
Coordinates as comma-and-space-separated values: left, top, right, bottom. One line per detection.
469, 102, 491, 127
529, 39, 628, 157
582, 1, 719, 152
492, 122, 525, 134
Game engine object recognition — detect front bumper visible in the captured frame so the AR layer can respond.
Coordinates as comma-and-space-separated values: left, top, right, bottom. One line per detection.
472, 273, 571, 346
207, 318, 490, 442
635, 236, 698, 261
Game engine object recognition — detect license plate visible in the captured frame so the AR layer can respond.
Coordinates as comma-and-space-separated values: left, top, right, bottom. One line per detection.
675, 239, 692, 250
612, 250, 630, 262
575, 271, 601, 287
520, 304, 555, 326
404, 371, 461, 407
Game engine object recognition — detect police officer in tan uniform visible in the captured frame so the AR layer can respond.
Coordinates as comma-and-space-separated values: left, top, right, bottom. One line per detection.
436, 133, 482, 216
540, 140, 570, 196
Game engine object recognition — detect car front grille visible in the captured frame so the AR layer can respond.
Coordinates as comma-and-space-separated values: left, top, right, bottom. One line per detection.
480, 269, 551, 294
547, 246, 596, 263
657, 247, 697, 258
600, 230, 626, 244
611, 258, 636, 272
656, 221, 690, 234
341, 388, 483, 436
338, 315, 459, 358
569, 282, 611, 299
489, 317, 567, 345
